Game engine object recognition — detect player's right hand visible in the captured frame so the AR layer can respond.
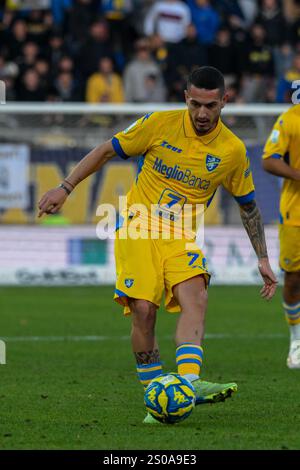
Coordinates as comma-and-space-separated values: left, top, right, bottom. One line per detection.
258, 257, 278, 301
38, 187, 68, 217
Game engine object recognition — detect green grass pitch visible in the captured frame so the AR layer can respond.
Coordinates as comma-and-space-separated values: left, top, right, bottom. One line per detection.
0, 285, 300, 450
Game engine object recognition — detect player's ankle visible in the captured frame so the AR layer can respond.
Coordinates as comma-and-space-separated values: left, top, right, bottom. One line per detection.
183, 373, 199, 382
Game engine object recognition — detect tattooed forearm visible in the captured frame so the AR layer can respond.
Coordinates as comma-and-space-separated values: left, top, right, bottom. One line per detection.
239, 200, 268, 259
134, 349, 160, 365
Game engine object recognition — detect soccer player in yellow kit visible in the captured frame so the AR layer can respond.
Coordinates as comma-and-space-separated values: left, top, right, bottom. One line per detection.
38, 67, 277, 422
263, 105, 300, 368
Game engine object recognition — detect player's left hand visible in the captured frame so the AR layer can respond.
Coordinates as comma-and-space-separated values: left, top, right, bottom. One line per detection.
258, 257, 278, 300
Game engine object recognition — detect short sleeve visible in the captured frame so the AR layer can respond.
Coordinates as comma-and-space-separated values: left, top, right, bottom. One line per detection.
262, 114, 290, 160
223, 142, 256, 204
111, 112, 158, 159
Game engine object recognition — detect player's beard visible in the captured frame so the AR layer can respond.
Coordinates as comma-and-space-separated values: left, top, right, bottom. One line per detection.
192, 116, 219, 136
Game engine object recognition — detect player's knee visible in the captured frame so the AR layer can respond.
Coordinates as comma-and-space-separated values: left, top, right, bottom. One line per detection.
285, 272, 300, 301
131, 300, 157, 333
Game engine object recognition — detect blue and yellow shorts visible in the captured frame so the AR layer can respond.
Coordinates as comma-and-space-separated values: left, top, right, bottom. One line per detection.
114, 228, 210, 315
279, 225, 300, 272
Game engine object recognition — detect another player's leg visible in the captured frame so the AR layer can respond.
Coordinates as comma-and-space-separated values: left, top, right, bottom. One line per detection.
173, 275, 237, 405
279, 225, 300, 368
283, 271, 300, 368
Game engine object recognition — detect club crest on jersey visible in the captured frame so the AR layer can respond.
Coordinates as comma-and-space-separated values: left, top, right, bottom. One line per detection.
125, 279, 134, 288
206, 154, 221, 172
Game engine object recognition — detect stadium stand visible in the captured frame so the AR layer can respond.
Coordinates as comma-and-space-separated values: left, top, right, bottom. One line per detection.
0, 0, 300, 104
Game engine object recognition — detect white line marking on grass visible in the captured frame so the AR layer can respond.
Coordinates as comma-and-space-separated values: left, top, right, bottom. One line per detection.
1, 335, 130, 342
1, 333, 287, 342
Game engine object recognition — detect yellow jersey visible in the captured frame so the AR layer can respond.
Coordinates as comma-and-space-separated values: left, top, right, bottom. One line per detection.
263, 105, 300, 226
86, 73, 124, 103
112, 110, 255, 237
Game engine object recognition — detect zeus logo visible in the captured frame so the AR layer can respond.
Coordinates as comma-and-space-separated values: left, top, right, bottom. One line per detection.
0, 340, 6, 364
291, 80, 300, 104
160, 140, 182, 153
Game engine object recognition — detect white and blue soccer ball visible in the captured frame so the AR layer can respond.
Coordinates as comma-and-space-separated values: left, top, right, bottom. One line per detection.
144, 373, 196, 424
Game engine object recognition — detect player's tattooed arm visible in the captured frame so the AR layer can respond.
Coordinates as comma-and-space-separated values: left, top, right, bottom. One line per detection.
240, 199, 277, 300
134, 349, 160, 365
239, 200, 268, 259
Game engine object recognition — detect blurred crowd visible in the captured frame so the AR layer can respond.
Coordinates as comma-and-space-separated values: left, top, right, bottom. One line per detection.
1, 0, 300, 103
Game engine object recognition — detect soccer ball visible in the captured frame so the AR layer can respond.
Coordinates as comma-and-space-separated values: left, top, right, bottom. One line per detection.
144, 373, 196, 424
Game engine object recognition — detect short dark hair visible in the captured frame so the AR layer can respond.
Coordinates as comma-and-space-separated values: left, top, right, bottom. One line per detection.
187, 66, 225, 95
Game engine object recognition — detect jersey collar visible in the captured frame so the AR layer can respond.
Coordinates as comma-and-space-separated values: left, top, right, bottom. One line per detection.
183, 110, 223, 144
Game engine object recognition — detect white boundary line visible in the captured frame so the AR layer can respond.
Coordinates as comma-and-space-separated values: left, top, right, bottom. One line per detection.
0, 103, 289, 115
0, 333, 287, 342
